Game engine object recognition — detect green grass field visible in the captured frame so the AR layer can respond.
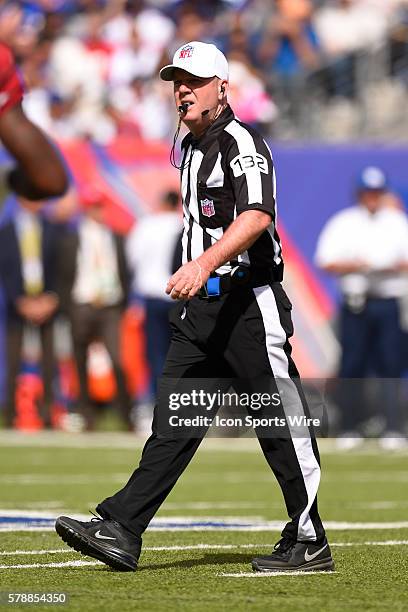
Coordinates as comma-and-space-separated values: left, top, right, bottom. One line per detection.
0, 434, 407, 612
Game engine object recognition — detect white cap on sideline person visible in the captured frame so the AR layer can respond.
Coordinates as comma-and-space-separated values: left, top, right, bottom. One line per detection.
357, 166, 387, 191
160, 41, 229, 81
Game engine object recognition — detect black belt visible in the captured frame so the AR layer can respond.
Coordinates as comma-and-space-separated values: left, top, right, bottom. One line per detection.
198, 265, 283, 300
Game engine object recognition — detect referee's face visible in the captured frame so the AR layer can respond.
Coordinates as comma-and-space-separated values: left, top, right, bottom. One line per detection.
173, 69, 222, 136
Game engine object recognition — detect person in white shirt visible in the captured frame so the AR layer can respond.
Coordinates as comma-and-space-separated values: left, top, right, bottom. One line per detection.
126, 190, 181, 398
58, 187, 132, 431
315, 166, 408, 448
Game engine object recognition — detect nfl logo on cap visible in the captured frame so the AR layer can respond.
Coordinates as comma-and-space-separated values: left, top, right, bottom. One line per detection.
159, 41, 229, 82
201, 198, 215, 217
179, 44, 194, 59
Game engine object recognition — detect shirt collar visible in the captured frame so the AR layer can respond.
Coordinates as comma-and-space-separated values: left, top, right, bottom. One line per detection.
181, 104, 235, 151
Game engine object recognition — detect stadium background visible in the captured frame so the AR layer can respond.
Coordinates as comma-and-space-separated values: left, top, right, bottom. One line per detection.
2, 0, 408, 422
0, 3, 407, 609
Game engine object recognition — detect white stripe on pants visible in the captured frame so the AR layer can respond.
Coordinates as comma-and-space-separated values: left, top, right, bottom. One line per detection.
254, 285, 321, 541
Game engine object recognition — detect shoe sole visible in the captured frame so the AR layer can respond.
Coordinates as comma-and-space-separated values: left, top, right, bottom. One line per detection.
252, 557, 335, 572
55, 518, 137, 572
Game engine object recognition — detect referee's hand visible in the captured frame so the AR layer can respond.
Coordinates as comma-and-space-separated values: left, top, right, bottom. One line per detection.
166, 260, 211, 300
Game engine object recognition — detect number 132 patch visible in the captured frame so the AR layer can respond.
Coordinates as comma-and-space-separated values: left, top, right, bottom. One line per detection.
230, 153, 268, 177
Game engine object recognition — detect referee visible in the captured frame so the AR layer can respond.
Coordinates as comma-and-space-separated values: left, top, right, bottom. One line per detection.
55, 41, 334, 573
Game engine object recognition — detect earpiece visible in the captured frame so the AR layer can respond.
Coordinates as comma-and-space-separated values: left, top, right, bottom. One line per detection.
220, 86, 225, 94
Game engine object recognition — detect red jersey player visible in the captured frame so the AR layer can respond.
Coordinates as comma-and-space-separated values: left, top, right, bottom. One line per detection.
0, 41, 68, 199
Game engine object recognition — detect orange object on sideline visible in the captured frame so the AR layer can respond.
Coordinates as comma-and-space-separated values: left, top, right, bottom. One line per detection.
121, 307, 149, 399
14, 373, 43, 431
85, 309, 150, 403
87, 342, 116, 403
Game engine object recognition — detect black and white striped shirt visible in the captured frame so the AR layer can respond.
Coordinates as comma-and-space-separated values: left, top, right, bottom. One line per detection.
180, 105, 283, 275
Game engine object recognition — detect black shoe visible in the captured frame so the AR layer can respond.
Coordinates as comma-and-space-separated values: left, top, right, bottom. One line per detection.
55, 515, 141, 572
252, 537, 335, 572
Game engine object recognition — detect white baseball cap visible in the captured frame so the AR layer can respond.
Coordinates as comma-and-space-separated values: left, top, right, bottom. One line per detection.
358, 166, 387, 191
159, 41, 229, 82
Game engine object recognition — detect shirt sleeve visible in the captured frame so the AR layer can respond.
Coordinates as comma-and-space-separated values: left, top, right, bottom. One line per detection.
393, 211, 408, 261
225, 126, 276, 216
0, 43, 24, 117
314, 214, 349, 267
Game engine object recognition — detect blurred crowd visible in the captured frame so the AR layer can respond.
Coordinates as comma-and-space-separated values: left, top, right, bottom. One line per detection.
0, 185, 182, 433
2, 0, 408, 142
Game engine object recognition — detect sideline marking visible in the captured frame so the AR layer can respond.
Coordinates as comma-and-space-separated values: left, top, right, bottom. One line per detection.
1, 541, 408, 557
1, 512, 408, 532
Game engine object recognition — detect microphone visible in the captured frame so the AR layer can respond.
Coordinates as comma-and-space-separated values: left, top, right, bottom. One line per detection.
201, 87, 225, 117
178, 102, 189, 115
202, 87, 225, 117
201, 104, 221, 118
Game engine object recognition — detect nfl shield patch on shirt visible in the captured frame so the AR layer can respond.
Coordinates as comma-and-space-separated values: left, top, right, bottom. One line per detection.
201, 198, 215, 217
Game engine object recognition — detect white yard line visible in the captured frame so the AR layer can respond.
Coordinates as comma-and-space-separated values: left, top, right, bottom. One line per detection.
220, 571, 336, 577
0, 560, 101, 569
1, 541, 408, 557
0, 549, 67, 556
0, 527, 58, 532
331, 540, 408, 546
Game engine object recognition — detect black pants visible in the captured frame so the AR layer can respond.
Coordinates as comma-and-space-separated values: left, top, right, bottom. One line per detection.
338, 297, 403, 432
97, 284, 325, 542
145, 298, 173, 396
69, 304, 132, 429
